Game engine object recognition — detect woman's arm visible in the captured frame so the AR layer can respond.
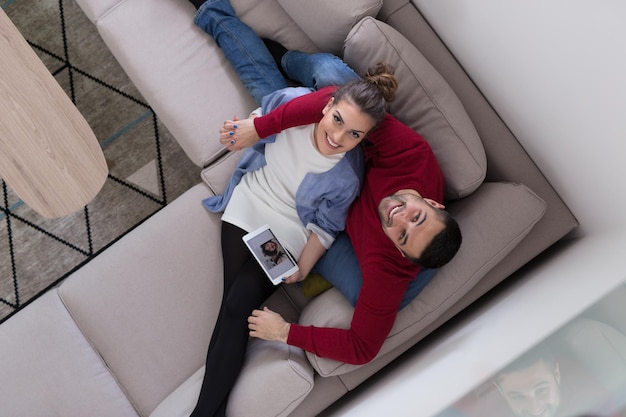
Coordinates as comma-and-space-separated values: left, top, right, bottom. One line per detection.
284, 232, 326, 284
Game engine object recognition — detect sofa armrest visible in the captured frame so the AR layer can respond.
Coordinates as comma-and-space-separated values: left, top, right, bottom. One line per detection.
76, 0, 257, 168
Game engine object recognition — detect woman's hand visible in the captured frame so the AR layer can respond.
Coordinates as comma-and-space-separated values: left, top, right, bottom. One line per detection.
248, 307, 290, 343
220, 116, 261, 151
283, 270, 305, 285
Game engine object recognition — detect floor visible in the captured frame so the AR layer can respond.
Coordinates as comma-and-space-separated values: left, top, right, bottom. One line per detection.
0, 0, 201, 322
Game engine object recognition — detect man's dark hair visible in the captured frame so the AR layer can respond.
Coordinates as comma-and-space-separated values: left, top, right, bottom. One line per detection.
406, 210, 462, 269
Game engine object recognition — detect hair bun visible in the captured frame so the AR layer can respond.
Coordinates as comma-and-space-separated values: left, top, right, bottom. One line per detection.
364, 62, 398, 102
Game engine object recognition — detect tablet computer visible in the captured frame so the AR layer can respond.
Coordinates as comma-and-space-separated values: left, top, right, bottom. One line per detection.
242, 224, 299, 285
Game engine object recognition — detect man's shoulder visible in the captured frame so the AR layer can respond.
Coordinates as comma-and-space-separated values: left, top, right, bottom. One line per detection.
357, 234, 420, 275
369, 114, 431, 151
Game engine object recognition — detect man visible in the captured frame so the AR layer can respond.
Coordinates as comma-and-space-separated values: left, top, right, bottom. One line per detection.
493, 338, 623, 417
494, 351, 562, 417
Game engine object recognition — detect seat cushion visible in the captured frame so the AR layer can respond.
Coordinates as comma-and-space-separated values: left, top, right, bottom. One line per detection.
343, 17, 487, 200
150, 339, 314, 417
58, 183, 223, 417
0, 291, 139, 417
227, 339, 314, 417
300, 182, 546, 376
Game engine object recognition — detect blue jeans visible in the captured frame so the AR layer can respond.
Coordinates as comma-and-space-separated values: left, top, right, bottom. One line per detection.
281, 50, 360, 90
194, 0, 436, 308
194, 0, 358, 104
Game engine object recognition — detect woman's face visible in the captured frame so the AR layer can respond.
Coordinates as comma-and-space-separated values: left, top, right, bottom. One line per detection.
314, 97, 375, 156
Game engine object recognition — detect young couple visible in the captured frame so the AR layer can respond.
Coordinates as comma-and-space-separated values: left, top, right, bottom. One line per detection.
188, 0, 462, 416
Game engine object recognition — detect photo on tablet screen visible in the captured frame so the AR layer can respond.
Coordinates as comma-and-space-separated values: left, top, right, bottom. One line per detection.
243, 225, 299, 285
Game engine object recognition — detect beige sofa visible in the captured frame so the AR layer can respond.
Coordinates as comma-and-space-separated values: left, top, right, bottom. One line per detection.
0, 0, 578, 416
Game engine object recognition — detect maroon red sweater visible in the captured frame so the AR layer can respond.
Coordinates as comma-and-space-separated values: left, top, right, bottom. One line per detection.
254, 87, 445, 364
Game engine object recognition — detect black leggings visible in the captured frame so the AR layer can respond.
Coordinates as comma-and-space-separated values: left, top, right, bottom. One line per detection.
190, 222, 276, 417
190, 0, 206, 10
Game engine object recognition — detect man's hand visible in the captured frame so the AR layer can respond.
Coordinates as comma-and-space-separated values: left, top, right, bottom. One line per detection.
248, 307, 290, 343
220, 116, 260, 151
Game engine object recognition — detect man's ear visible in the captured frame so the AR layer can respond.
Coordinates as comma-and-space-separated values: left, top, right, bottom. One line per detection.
424, 198, 445, 210
554, 361, 561, 385
494, 380, 505, 396
322, 97, 335, 114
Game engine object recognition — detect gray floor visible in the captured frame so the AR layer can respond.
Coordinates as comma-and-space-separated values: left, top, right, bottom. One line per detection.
0, 0, 202, 321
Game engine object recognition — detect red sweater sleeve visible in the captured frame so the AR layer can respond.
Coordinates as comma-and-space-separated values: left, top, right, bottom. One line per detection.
287, 258, 411, 365
253, 87, 336, 138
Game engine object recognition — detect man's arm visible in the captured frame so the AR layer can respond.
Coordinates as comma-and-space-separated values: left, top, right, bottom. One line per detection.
254, 86, 336, 137
220, 86, 336, 150
249, 257, 411, 365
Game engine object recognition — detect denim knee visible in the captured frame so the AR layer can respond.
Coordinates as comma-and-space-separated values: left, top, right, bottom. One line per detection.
194, 0, 236, 31
282, 51, 359, 89
309, 53, 360, 88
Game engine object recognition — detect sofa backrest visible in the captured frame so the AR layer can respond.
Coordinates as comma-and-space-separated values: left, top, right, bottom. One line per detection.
343, 17, 486, 200
232, 0, 383, 55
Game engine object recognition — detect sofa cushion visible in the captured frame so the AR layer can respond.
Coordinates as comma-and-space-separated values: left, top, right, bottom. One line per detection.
72, 0, 125, 22
0, 291, 139, 417
58, 184, 223, 417
201, 149, 244, 197
343, 17, 487, 200
150, 339, 314, 417
300, 182, 546, 376
148, 367, 204, 417
231, 0, 383, 56
86, 0, 257, 168
228, 339, 315, 417
276, 0, 383, 55
231, 0, 319, 54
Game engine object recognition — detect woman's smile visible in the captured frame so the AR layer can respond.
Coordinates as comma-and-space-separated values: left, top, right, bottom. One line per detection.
324, 132, 340, 149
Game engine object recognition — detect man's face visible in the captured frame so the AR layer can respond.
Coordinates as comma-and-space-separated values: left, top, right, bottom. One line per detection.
496, 360, 561, 417
377, 191, 445, 260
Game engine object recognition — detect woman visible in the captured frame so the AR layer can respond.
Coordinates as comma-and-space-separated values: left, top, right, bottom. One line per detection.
189, 2, 399, 416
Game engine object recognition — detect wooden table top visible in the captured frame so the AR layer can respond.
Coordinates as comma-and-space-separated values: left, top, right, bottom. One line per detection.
0, 8, 107, 218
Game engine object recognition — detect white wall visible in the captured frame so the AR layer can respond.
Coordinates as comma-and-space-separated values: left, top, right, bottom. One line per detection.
412, 0, 626, 236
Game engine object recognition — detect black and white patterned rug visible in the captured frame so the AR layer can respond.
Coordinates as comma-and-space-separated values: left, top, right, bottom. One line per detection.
0, 0, 201, 322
